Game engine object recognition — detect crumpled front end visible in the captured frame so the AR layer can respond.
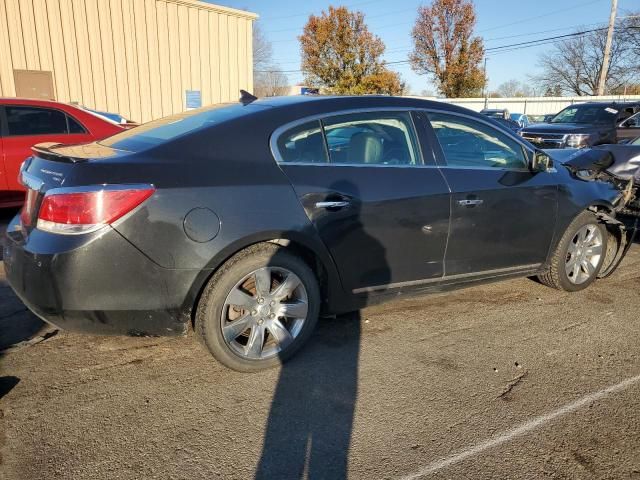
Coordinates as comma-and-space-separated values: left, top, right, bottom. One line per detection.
558, 145, 640, 278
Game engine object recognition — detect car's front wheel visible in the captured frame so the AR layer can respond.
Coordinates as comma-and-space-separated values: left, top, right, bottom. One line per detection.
538, 211, 607, 292
196, 243, 320, 372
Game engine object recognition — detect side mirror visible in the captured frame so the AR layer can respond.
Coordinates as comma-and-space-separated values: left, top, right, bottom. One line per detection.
530, 151, 552, 172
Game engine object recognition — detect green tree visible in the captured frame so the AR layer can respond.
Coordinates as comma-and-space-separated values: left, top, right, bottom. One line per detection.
410, 0, 486, 97
299, 6, 403, 95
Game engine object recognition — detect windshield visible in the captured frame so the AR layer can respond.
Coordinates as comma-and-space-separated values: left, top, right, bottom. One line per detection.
551, 104, 618, 125
632, 136, 640, 145
100, 103, 264, 151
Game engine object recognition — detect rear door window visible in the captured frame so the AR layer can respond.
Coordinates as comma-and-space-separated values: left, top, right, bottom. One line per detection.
6, 106, 68, 136
275, 121, 328, 164
322, 112, 419, 165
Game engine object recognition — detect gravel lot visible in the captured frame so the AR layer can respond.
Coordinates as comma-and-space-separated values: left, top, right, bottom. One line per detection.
1, 209, 640, 480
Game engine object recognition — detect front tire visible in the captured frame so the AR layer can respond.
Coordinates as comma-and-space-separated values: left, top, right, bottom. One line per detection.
538, 211, 607, 292
196, 243, 320, 372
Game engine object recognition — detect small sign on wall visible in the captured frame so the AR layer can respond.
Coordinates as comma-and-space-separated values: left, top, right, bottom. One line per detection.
185, 90, 202, 109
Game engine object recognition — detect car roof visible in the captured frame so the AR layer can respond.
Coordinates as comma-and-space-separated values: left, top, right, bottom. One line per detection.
0, 97, 84, 109
565, 101, 640, 108
192, 94, 484, 118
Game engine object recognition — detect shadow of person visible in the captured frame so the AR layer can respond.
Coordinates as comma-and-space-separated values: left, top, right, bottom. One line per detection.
0, 371, 20, 399
256, 180, 389, 479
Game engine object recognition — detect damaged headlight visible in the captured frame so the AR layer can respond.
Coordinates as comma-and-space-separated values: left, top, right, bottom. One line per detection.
566, 134, 591, 148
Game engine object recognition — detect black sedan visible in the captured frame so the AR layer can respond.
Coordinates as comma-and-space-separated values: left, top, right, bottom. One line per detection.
3, 95, 639, 371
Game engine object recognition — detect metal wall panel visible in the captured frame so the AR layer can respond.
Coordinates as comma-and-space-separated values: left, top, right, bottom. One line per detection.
0, 0, 257, 123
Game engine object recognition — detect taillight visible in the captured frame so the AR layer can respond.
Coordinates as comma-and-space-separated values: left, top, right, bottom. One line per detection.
36, 186, 155, 235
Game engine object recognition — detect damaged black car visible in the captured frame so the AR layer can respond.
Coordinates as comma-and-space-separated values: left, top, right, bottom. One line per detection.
3, 95, 640, 371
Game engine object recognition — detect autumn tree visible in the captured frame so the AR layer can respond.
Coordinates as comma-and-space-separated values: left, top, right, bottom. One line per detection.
299, 6, 404, 95
410, 0, 485, 98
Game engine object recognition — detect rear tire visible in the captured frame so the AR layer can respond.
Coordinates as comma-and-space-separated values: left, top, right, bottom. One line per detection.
538, 211, 607, 292
196, 243, 320, 372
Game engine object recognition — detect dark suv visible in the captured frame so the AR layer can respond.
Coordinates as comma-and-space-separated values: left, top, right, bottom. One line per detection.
520, 102, 640, 149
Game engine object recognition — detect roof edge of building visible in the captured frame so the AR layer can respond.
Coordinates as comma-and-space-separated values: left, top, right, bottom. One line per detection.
165, 0, 258, 19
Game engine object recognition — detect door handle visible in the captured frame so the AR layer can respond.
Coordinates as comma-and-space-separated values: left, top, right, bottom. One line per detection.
457, 199, 483, 207
315, 201, 350, 209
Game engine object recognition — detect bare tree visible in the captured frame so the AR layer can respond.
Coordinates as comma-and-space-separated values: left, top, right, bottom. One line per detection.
253, 23, 273, 73
496, 79, 532, 97
252, 22, 289, 97
254, 68, 290, 97
532, 25, 637, 96
621, 12, 640, 72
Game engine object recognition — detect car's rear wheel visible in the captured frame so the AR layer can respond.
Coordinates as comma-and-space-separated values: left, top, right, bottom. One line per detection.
538, 211, 607, 292
196, 243, 320, 372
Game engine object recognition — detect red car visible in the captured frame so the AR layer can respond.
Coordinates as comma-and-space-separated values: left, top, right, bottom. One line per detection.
0, 98, 125, 208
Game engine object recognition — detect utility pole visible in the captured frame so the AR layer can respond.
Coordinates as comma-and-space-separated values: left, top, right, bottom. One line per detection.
482, 57, 488, 107
597, 0, 618, 96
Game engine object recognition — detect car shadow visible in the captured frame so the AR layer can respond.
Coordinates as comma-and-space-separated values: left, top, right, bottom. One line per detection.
1, 207, 56, 352
255, 181, 388, 479
0, 207, 19, 261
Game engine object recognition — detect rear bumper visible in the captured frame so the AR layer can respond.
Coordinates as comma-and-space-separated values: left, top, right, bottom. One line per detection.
3, 217, 201, 337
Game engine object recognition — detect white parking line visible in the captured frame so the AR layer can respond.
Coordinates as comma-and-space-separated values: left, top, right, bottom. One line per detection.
400, 373, 640, 479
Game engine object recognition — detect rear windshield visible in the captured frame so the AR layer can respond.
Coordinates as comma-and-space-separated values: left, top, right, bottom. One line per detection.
550, 104, 618, 125
100, 103, 264, 152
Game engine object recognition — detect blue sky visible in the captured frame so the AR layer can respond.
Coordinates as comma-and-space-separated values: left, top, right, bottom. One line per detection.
213, 0, 637, 95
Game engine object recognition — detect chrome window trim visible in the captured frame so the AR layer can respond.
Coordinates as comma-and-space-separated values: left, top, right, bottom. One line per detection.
424, 108, 533, 172
269, 105, 538, 171
277, 162, 439, 169
270, 107, 429, 168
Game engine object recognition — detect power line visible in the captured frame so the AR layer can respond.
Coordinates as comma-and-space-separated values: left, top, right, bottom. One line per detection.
269, 0, 607, 38
380, 21, 610, 56
257, 25, 638, 74
485, 27, 607, 51
477, 0, 604, 33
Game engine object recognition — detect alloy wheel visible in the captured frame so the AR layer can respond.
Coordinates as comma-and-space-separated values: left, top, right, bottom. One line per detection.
220, 267, 309, 360
565, 224, 604, 285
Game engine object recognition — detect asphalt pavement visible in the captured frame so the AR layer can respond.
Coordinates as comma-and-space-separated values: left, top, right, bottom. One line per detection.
1, 211, 640, 479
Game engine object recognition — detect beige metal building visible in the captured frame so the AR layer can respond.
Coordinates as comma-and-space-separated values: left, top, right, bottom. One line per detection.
0, 0, 257, 123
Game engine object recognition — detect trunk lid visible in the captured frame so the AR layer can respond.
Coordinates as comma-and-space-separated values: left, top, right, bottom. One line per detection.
18, 142, 122, 231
